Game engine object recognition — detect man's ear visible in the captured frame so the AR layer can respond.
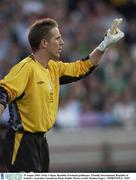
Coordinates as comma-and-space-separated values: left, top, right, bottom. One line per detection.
40, 39, 48, 49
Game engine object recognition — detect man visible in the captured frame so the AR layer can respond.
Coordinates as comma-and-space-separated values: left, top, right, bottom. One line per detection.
0, 18, 124, 172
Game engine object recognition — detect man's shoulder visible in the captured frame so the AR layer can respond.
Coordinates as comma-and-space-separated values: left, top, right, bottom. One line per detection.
10, 56, 33, 73
18, 56, 33, 66
15, 56, 34, 68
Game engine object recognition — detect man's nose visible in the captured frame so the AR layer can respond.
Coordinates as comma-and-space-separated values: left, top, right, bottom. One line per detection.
60, 39, 64, 45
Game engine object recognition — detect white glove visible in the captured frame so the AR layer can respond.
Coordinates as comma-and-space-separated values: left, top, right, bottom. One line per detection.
98, 28, 124, 52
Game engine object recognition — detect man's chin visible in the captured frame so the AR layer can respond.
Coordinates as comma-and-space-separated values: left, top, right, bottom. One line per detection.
53, 54, 60, 60
49, 53, 61, 60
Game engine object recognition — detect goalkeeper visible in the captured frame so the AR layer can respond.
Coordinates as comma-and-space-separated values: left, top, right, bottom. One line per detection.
0, 18, 124, 172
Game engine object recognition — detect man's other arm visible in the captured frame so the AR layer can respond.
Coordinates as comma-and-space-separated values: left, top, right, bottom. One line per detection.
0, 87, 8, 118
0, 104, 5, 117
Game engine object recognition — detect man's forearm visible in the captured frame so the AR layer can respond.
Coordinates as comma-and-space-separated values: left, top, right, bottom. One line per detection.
89, 48, 104, 66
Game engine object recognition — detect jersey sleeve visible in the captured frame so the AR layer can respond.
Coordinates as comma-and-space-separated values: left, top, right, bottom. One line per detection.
56, 58, 97, 84
0, 62, 31, 102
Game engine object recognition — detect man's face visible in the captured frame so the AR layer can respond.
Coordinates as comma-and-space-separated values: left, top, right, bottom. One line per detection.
45, 27, 64, 59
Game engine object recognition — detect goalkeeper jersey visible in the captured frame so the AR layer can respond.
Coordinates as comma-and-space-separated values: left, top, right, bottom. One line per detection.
0, 55, 96, 132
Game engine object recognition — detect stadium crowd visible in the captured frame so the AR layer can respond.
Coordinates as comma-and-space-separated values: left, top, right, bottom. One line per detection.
0, 0, 136, 130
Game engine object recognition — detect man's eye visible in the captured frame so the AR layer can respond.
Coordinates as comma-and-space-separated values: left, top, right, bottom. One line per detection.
57, 37, 61, 40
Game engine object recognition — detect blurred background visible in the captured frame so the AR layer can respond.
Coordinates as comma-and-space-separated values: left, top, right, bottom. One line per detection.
0, 0, 136, 172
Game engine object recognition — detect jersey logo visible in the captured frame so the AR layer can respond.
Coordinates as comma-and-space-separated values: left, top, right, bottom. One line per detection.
37, 81, 45, 84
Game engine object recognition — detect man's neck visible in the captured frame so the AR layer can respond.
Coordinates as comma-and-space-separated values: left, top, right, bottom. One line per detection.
32, 51, 49, 67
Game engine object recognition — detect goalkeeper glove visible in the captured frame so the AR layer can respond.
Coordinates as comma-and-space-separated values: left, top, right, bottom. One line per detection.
98, 28, 124, 52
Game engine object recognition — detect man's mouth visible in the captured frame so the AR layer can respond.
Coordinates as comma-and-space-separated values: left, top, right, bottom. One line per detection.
58, 49, 62, 53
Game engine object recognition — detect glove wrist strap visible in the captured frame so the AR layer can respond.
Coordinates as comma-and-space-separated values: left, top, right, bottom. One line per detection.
97, 41, 108, 52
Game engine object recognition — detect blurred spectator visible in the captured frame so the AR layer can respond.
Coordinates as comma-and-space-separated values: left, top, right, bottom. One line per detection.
112, 89, 136, 129
56, 93, 81, 129
79, 100, 100, 128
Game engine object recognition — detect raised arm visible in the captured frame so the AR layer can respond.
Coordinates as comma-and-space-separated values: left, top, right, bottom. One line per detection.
57, 28, 124, 85
89, 17, 124, 66
89, 28, 124, 66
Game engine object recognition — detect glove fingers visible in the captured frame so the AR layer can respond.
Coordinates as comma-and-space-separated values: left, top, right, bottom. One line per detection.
113, 31, 124, 41
98, 27, 124, 51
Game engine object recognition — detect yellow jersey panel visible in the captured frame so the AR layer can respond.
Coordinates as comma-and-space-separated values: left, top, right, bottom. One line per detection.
0, 55, 96, 132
